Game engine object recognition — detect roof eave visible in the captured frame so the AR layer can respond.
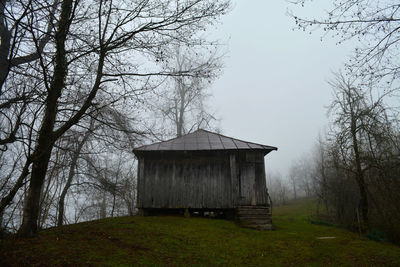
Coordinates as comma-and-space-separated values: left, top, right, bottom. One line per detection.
133, 147, 277, 154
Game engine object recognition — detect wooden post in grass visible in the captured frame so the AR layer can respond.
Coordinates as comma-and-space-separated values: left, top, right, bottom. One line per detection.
184, 208, 190, 218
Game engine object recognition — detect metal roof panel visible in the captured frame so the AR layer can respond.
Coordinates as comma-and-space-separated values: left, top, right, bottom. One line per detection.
133, 129, 277, 152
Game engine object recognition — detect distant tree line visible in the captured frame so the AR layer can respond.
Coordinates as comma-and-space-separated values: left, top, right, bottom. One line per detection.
268, 76, 400, 241
280, 0, 400, 244
311, 73, 400, 244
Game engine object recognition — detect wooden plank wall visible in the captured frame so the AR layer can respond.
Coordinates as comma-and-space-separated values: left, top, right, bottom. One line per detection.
238, 152, 268, 206
137, 151, 269, 209
239, 162, 255, 205
230, 154, 239, 206
254, 160, 268, 205
137, 156, 145, 208
141, 153, 231, 209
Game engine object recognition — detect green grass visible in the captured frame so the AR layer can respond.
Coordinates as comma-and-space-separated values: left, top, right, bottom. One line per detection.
1, 198, 400, 266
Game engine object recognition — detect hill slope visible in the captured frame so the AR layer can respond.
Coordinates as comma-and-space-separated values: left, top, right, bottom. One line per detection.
1, 198, 400, 266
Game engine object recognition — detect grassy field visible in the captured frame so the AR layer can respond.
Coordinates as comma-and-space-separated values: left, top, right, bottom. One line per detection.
1, 198, 400, 266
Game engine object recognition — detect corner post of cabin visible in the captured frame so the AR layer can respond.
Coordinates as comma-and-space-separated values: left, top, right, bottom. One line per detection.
262, 154, 271, 208
229, 153, 238, 207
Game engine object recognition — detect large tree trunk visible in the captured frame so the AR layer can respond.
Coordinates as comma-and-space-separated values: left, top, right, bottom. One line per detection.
18, 0, 73, 237
19, 138, 54, 236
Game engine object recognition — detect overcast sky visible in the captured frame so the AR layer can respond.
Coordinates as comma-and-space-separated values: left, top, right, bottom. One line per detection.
208, 1, 356, 177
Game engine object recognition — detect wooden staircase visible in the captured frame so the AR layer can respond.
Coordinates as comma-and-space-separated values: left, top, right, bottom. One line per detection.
236, 205, 273, 230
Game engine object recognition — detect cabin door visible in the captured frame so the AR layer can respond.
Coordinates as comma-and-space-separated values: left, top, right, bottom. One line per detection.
239, 162, 256, 205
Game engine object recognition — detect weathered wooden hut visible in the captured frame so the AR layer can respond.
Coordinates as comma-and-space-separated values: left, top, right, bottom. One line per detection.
133, 129, 277, 229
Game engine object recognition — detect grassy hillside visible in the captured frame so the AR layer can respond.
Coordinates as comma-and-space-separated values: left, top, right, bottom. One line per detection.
1, 198, 400, 266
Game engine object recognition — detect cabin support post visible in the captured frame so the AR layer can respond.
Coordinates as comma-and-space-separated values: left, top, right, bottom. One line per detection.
138, 208, 150, 216
184, 208, 190, 218
137, 208, 144, 216
225, 209, 235, 220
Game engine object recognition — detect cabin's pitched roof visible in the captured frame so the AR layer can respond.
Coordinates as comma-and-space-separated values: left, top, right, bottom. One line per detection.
133, 129, 277, 153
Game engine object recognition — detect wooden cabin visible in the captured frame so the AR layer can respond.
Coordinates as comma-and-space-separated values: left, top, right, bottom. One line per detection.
133, 129, 277, 229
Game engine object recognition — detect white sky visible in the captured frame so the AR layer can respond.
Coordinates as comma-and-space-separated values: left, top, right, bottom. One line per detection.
208, 0, 356, 177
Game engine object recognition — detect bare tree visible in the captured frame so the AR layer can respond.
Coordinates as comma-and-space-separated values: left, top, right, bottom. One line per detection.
290, 1, 400, 239
0, 1, 58, 157
267, 172, 289, 206
6, 0, 231, 236
288, 155, 316, 199
56, 125, 94, 226
147, 45, 222, 138
327, 72, 394, 227
288, 164, 298, 199
46, 104, 144, 227
0, 1, 57, 89
311, 137, 330, 215
290, 0, 400, 82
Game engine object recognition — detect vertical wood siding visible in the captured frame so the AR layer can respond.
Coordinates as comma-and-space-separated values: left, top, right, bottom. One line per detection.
238, 152, 268, 206
141, 153, 231, 208
137, 151, 268, 209
239, 162, 255, 205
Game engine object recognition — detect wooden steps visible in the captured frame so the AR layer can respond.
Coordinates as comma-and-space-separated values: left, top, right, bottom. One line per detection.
236, 205, 273, 230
